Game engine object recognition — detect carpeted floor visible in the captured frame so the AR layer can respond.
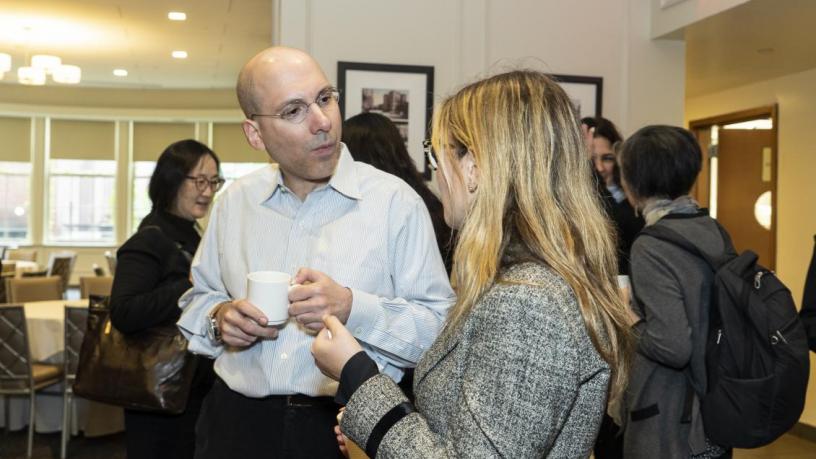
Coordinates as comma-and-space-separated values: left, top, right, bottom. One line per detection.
0, 429, 125, 459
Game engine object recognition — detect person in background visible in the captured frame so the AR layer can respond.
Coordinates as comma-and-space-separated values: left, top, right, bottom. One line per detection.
312, 70, 633, 458
177, 47, 454, 458
342, 112, 452, 274
618, 125, 732, 458
799, 236, 816, 351
109, 139, 222, 459
587, 116, 644, 275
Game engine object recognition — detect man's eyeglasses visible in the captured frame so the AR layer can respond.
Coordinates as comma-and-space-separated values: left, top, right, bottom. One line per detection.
250, 87, 340, 124
186, 175, 226, 193
422, 139, 438, 171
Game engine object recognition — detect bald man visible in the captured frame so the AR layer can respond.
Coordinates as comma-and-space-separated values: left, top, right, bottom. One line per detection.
177, 47, 454, 458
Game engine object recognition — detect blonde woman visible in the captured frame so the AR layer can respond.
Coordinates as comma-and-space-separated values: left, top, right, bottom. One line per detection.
312, 70, 632, 458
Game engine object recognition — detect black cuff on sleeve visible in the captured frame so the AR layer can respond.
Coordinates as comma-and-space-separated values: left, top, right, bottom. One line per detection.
335, 351, 379, 405
366, 402, 415, 458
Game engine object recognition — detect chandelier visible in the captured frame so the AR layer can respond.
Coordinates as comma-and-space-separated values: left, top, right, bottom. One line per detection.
0, 52, 81, 85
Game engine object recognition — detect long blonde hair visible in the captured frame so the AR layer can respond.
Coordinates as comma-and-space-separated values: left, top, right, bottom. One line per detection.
433, 70, 632, 403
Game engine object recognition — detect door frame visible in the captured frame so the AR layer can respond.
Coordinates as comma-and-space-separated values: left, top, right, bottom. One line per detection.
689, 104, 779, 268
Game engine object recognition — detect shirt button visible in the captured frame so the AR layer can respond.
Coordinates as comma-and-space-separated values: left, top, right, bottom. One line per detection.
355, 327, 363, 334
280, 353, 288, 360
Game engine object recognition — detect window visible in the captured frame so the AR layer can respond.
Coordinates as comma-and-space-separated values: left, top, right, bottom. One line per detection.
48, 159, 116, 243
132, 161, 156, 230
220, 162, 267, 190
0, 161, 31, 243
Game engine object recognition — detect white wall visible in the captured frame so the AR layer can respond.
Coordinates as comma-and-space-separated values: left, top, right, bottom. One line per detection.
686, 67, 816, 427
275, 0, 686, 136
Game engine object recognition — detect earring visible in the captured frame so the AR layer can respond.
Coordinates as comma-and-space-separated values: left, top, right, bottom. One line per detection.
467, 183, 477, 193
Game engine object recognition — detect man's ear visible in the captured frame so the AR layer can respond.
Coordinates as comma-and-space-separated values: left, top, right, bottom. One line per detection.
242, 119, 266, 151
462, 150, 480, 193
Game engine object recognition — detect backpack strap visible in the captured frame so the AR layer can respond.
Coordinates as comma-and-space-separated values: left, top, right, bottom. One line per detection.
639, 220, 735, 271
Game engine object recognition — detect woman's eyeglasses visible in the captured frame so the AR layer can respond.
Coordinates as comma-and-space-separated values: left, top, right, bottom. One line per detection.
186, 175, 226, 192
422, 139, 438, 171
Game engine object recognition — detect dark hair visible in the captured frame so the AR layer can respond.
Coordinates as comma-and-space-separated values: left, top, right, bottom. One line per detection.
342, 112, 434, 203
590, 117, 623, 186
580, 117, 597, 129
148, 139, 221, 213
619, 125, 701, 201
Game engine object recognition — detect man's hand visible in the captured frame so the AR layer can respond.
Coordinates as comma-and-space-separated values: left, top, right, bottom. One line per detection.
289, 268, 353, 331
215, 299, 280, 347
311, 315, 363, 380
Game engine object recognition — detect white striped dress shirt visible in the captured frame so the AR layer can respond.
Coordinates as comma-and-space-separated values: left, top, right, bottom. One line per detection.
178, 145, 455, 398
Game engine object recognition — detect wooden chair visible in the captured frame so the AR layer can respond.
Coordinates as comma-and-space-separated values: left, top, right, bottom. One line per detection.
0, 305, 64, 458
61, 305, 89, 459
6, 249, 37, 263
0, 272, 13, 303
79, 276, 113, 299
0, 260, 15, 275
46, 252, 77, 296
5, 276, 63, 303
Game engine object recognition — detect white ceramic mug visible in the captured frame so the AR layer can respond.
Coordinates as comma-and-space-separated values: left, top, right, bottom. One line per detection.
246, 271, 293, 326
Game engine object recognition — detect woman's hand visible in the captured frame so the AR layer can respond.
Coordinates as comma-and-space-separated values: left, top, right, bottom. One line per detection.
311, 315, 363, 380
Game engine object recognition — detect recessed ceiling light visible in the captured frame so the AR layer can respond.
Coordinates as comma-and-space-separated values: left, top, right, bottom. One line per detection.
171, 50, 188, 59
168, 11, 187, 21
113, 69, 128, 77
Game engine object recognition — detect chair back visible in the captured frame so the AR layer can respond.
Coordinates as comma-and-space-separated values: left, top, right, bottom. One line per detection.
6, 276, 63, 303
1, 260, 16, 275
64, 306, 89, 382
0, 245, 7, 260
104, 251, 117, 275
0, 305, 33, 392
0, 272, 13, 303
79, 276, 114, 299
47, 251, 77, 294
7, 249, 37, 262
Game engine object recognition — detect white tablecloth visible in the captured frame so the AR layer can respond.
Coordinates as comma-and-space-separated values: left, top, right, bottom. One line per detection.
0, 299, 125, 436
1, 259, 41, 277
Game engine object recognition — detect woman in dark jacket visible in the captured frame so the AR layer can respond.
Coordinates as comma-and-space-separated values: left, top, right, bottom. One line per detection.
342, 112, 453, 275
110, 139, 223, 459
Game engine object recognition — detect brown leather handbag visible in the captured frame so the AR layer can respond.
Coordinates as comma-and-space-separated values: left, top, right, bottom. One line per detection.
73, 295, 197, 414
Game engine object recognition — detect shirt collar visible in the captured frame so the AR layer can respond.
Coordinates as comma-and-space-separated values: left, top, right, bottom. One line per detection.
262, 142, 361, 203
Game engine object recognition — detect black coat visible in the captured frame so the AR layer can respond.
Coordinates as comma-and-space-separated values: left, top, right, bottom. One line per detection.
800, 235, 816, 351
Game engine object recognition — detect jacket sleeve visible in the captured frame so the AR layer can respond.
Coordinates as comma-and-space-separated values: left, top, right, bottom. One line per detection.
109, 227, 192, 333
630, 238, 693, 368
341, 285, 590, 458
800, 235, 816, 351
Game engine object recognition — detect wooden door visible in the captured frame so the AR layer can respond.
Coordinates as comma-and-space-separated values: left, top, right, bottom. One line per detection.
717, 129, 775, 268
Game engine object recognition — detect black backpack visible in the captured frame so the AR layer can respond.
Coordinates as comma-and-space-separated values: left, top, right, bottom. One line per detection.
640, 222, 810, 448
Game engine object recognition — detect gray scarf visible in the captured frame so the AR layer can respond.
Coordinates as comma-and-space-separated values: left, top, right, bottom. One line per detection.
642, 195, 700, 226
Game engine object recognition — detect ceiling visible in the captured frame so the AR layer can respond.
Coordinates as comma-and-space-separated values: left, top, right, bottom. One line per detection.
685, 0, 816, 98
0, 0, 272, 89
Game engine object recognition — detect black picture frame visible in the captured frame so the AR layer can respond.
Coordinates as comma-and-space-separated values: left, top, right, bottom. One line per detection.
549, 74, 603, 119
337, 61, 435, 179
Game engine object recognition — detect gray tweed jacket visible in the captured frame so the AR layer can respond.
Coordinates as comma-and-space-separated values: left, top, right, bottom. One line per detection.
341, 262, 610, 458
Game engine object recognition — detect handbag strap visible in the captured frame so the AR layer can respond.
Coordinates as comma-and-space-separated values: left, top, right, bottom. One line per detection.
140, 225, 193, 263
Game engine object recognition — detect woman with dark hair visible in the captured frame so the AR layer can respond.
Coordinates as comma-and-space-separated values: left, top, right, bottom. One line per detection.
109, 139, 223, 459
589, 116, 644, 275
619, 125, 732, 458
343, 112, 452, 274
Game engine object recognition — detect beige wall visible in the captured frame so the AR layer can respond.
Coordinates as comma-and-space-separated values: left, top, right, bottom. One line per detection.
686, 66, 816, 427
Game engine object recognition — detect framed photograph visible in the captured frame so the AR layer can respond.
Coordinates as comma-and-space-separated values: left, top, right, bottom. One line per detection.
337, 61, 435, 179
549, 74, 603, 119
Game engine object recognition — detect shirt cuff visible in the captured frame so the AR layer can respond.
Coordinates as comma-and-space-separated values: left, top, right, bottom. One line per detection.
345, 288, 381, 339
336, 351, 379, 405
